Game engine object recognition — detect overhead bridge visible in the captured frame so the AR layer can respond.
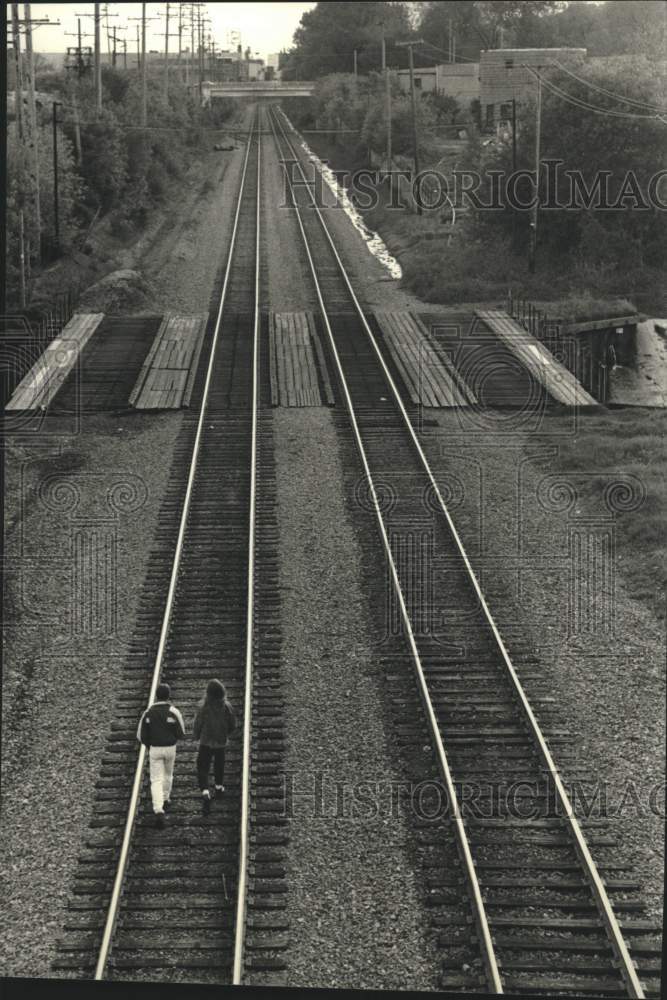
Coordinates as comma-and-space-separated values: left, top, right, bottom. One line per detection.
202, 80, 315, 102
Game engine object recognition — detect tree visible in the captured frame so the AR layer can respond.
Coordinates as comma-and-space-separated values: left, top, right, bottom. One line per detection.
474, 59, 666, 268
418, 1, 564, 59
513, 0, 666, 56
282, 1, 412, 79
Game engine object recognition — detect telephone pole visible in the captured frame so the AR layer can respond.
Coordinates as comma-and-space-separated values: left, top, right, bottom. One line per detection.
397, 39, 424, 214
109, 26, 126, 69
94, 2, 101, 110
129, 6, 160, 122
52, 101, 61, 249
10, 4, 27, 305
164, 2, 170, 98
380, 22, 392, 169
141, 2, 147, 127
23, 3, 41, 262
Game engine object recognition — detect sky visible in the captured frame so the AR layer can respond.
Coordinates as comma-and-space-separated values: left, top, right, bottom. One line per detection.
27, 2, 316, 61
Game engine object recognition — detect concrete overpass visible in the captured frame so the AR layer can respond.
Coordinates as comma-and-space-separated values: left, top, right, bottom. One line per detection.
201, 80, 315, 103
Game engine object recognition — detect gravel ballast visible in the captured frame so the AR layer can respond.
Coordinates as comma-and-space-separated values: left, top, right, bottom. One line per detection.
1, 412, 183, 977
1, 113, 254, 980
421, 410, 665, 921
274, 408, 441, 991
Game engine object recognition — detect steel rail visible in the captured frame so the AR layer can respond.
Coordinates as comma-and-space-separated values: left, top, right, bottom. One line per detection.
232, 109, 262, 987
267, 106, 504, 995
273, 106, 646, 999
93, 113, 258, 982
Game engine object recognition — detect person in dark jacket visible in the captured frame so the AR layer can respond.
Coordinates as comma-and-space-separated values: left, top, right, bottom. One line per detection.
137, 682, 186, 828
193, 679, 236, 813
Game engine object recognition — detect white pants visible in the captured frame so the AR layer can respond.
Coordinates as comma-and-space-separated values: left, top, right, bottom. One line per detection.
148, 745, 176, 813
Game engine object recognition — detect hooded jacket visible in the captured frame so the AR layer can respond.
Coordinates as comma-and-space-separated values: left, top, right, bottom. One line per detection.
193, 698, 236, 749
137, 701, 185, 748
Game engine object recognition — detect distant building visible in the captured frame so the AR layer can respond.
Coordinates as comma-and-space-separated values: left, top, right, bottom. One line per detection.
397, 62, 480, 108
211, 44, 264, 80
480, 47, 587, 129
266, 53, 282, 81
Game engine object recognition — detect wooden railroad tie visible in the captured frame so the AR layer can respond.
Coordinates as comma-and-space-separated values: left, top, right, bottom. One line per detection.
130, 313, 207, 410
476, 309, 598, 408
6, 313, 104, 411
268, 311, 334, 407
374, 311, 476, 408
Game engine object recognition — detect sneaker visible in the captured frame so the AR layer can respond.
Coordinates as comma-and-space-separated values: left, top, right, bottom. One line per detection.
202, 789, 211, 815
155, 811, 166, 830
214, 785, 225, 796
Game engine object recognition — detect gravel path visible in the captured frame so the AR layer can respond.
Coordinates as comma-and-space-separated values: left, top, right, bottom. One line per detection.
274, 409, 441, 991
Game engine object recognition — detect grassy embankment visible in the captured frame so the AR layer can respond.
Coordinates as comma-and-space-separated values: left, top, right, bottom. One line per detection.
542, 408, 667, 622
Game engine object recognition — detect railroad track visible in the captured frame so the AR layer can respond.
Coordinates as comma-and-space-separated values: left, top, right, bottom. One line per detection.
54, 109, 288, 987
268, 105, 660, 997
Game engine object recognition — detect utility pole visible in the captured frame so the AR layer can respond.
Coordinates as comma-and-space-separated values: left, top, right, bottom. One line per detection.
177, 1, 183, 79
109, 25, 125, 68
529, 72, 542, 273
191, 3, 195, 88
198, 3, 204, 97
353, 48, 357, 77
141, 2, 147, 127
397, 39, 423, 214
448, 17, 452, 61
94, 2, 102, 110
380, 23, 392, 170
129, 5, 159, 118
52, 101, 60, 249
103, 2, 116, 62
23, 3, 41, 263
11, 3, 27, 305
163, 2, 170, 99
121, 37, 127, 69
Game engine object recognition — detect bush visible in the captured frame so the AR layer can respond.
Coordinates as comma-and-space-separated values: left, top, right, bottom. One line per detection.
108, 212, 135, 241
147, 160, 169, 200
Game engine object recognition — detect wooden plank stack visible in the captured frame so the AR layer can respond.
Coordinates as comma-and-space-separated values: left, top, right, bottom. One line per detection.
374, 311, 477, 407
268, 312, 334, 406
6, 313, 104, 411
130, 313, 207, 409
476, 309, 598, 407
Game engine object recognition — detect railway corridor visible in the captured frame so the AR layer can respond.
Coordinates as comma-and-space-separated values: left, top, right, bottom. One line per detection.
45, 103, 663, 995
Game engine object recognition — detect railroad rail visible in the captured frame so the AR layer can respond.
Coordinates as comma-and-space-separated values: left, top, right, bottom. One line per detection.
268, 104, 656, 997
54, 109, 286, 986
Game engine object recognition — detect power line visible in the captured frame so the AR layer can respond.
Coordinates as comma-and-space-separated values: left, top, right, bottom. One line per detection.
523, 63, 664, 120
549, 58, 667, 115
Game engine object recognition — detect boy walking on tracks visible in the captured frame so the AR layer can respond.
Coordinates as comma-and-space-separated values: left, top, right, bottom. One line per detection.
137, 682, 186, 828
193, 679, 236, 814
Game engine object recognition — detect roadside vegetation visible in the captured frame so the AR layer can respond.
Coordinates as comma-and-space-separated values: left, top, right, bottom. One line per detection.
6, 65, 235, 311
543, 408, 667, 622
284, 1, 665, 319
